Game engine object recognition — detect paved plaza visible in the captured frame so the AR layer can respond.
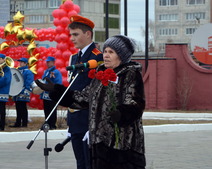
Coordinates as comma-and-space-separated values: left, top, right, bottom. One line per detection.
0, 130, 212, 169
1, 112, 212, 169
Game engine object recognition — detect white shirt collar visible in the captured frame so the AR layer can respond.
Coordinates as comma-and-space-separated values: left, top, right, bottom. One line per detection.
80, 42, 93, 57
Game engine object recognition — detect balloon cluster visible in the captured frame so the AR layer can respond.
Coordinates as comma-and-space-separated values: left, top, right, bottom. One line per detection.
0, 0, 80, 109
52, 0, 80, 71
0, 11, 38, 73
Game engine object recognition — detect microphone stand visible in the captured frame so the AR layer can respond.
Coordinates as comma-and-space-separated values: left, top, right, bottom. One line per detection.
26, 72, 80, 169
43, 123, 51, 169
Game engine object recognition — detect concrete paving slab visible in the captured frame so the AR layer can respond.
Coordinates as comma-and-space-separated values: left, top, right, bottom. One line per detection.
0, 131, 212, 169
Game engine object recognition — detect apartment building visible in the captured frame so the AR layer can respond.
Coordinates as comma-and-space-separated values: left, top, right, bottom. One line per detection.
0, 0, 10, 43
10, 0, 120, 47
155, 0, 212, 51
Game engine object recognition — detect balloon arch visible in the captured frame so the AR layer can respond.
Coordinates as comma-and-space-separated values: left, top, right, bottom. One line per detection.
0, 0, 80, 109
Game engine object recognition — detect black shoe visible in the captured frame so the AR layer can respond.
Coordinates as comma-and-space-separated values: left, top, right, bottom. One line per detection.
21, 125, 27, 127
9, 124, 21, 128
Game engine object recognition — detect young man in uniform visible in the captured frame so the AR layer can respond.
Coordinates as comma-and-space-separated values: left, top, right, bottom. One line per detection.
41, 56, 62, 129
10, 58, 34, 128
67, 15, 103, 169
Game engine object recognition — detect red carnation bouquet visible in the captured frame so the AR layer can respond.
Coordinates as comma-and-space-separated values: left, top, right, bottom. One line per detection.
88, 68, 117, 86
88, 68, 120, 148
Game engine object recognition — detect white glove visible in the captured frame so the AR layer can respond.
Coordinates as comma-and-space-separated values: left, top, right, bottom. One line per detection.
82, 131, 89, 145
67, 132, 71, 138
67, 128, 71, 138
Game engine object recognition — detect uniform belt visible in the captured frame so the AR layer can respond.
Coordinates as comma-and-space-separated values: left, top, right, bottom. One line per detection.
68, 107, 81, 113
0, 94, 9, 99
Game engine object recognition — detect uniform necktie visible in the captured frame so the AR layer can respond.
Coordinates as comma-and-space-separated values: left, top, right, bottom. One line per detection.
77, 51, 82, 63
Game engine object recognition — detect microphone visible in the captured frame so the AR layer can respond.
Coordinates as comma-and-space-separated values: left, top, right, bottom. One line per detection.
54, 137, 71, 152
66, 59, 98, 71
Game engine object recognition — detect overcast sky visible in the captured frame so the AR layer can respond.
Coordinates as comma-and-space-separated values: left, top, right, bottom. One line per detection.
120, 0, 155, 50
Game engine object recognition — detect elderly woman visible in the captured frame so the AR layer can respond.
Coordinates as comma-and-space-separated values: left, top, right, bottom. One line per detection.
36, 35, 146, 169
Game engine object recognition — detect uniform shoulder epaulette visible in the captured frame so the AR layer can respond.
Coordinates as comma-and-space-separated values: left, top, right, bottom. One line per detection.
92, 48, 102, 55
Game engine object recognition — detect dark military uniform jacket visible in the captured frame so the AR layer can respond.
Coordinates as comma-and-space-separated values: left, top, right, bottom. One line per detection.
67, 42, 103, 133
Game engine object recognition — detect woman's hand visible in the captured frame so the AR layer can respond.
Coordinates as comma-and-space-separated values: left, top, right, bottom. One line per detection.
109, 110, 121, 123
35, 78, 54, 92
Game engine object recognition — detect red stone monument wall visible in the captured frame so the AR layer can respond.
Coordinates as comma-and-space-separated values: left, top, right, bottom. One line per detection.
136, 44, 212, 110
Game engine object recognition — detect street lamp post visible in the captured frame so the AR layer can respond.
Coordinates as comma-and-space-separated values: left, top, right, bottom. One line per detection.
105, 0, 109, 40
124, 0, 127, 36
145, 0, 149, 72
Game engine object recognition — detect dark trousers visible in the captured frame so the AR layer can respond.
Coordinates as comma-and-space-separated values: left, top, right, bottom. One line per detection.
71, 133, 90, 169
15, 101, 28, 126
0, 102, 6, 130
43, 99, 57, 129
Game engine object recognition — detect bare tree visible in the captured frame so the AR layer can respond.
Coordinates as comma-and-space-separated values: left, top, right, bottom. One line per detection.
141, 19, 155, 52
177, 71, 193, 110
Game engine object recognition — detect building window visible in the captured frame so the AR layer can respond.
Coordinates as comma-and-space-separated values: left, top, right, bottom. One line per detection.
159, 14, 178, 21
104, 3, 119, 15
49, 0, 61, 8
95, 31, 106, 42
25, 1, 46, 9
49, 15, 54, 22
104, 17, 119, 29
186, 12, 205, 20
159, 0, 178, 6
27, 15, 45, 23
186, 28, 196, 34
187, 0, 205, 5
159, 28, 178, 36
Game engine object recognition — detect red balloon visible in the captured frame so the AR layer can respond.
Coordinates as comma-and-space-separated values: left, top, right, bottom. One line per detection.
59, 4, 65, 10
63, 0, 74, 12
70, 47, 78, 54
37, 60, 44, 68
68, 10, 78, 18
53, 18, 61, 27
55, 25, 65, 34
62, 50, 72, 59
55, 58, 65, 68
47, 47, 57, 54
52, 9, 60, 18
59, 67, 67, 76
54, 50, 62, 58
74, 4, 80, 13
59, 33, 69, 41
60, 17, 70, 27
37, 67, 45, 76
29, 95, 43, 109
62, 77, 69, 87
52, 9, 67, 19
54, 34, 61, 43
57, 42, 69, 51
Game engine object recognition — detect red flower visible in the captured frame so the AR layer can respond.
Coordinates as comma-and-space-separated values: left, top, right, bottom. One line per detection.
103, 74, 110, 81
104, 68, 114, 74
104, 68, 117, 82
109, 73, 117, 82
88, 68, 117, 86
95, 71, 104, 80
88, 69, 96, 79
102, 79, 109, 86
